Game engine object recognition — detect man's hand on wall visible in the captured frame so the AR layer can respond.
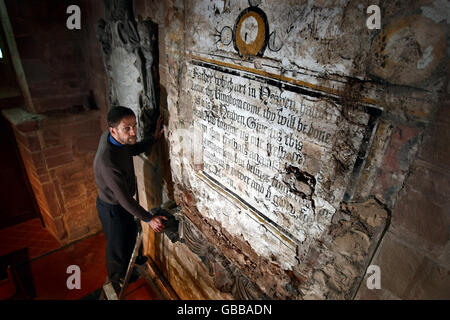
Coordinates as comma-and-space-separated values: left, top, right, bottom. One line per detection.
148, 215, 168, 233
153, 115, 164, 140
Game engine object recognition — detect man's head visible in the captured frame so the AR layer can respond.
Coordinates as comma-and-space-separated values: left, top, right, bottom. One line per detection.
107, 106, 138, 145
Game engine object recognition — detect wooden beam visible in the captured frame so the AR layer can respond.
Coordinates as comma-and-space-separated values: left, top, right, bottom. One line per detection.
0, 0, 36, 113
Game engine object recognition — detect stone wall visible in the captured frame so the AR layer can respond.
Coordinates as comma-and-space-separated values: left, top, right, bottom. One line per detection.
5, 0, 90, 113
2, 108, 102, 244
96, 0, 449, 299
2, 0, 108, 244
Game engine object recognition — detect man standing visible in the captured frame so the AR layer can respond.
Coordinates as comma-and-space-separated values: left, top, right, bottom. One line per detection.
94, 106, 166, 290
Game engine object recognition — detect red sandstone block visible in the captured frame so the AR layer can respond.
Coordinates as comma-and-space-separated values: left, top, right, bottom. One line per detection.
62, 183, 86, 202
40, 212, 67, 244
54, 185, 67, 215
35, 196, 47, 214
18, 149, 45, 171
53, 158, 87, 184
27, 168, 42, 186
14, 130, 41, 152
41, 183, 62, 218
76, 135, 101, 153
405, 258, 450, 299
16, 119, 41, 132
37, 171, 51, 184
392, 187, 448, 251
27, 166, 41, 184
29, 92, 87, 113
65, 201, 86, 214
42, 109, 100, 126
63, 119, 102, 138
43, 144, 73, 159
46, 152, 74, 169
30, 151, 47, 169
16, 147, 32, 169
83, 153, 96, 166
33, 185, 44, 202
64, 203, 93, 237
42, 127, 62, 148
374, 125, 421, 205
370, 232, 424, 299
417, 104, 450, 169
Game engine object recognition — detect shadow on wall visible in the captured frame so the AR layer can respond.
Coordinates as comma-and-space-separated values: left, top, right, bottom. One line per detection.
142, 84, 177, 271
159, 85, 175, 201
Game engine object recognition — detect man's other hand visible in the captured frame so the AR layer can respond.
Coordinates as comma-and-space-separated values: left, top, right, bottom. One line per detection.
148, 215, 168, 233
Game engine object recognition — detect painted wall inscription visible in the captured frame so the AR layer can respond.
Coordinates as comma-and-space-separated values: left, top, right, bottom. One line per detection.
187, 59, 373, 255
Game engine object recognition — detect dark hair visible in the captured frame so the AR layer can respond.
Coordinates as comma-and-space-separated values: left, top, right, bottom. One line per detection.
107, 106, 135, 128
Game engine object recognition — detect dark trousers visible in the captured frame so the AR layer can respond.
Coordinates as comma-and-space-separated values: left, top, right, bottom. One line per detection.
96, 197, 138, 282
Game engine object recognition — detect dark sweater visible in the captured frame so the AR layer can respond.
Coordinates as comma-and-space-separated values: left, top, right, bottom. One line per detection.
93, 131, 156, 221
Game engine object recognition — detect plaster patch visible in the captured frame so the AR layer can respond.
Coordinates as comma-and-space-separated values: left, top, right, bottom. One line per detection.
421, 0, 450, 24
109, 47, 143, 115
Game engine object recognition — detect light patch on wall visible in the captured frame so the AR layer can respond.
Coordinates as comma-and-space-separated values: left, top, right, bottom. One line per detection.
0, 47, 3, 59
421, 0, 450, 24
109, 46, 143, 121
417, 46, 434, 70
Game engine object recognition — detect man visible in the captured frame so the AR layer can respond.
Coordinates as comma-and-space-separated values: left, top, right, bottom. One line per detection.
94, 106, 167, 290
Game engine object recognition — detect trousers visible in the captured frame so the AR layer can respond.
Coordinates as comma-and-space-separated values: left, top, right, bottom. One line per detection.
96, 197, 138, 282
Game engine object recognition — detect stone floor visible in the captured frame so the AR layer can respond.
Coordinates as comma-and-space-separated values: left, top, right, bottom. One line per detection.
0, 218, 161, 300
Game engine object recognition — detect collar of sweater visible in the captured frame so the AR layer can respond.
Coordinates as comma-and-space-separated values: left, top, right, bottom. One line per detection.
108, 133, 123, 146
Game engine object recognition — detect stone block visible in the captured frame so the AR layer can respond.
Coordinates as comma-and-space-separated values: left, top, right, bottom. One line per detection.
43, 144, 73, 159
45, 152, 74, 169
374, 125, 421, 208
75, 135, 101, 153
42, 126, 62, 148
417, 100, 450, 170
52, 158, 86, 183
404, 257, 450, 299
28, 173, 43, 196
406, 164, 450, 203
437, 240, 450, 269
13, 130, 41, 152
15, 36, 40, 60
21, 59, 52, 84
41, 182, 62, 218
391, 187, 448, 256
33, 95, 88, 113
16, 119, 41, 132
370, 232, 425, 299
355, 286, 401, 300
40, 212, 67, 244
17, 149, 45, 172
36, 170, 51, 184
63, 119, 102, 138
333, 230, 370, 263
30, 151, 47, 169
64, 204, 100, 241
61, 183, 87, 206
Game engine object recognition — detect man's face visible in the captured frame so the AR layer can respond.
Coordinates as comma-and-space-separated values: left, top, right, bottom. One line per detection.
109, 115, 138, 145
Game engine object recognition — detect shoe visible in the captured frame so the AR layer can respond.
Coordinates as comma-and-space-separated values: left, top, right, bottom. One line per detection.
120, 269, 140, 286
110, 280, 122, 293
